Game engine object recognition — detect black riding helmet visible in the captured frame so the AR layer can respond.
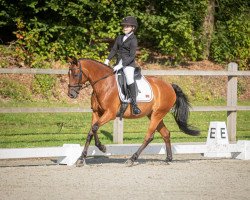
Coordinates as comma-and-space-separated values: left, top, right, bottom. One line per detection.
121, 16, 138, 30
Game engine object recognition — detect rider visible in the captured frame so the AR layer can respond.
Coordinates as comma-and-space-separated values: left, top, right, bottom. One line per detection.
104, 16, 141, 115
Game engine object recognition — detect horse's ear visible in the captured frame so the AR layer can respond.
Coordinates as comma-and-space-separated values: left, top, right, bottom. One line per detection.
67, 56, 78, 65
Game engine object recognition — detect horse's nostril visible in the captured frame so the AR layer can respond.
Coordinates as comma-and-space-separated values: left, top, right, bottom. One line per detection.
68, 91, 78, 99
68, 93, 74, 98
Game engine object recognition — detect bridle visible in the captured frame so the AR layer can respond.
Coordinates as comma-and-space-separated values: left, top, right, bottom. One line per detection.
68, 61, 114, 90
68, 62, 86, 90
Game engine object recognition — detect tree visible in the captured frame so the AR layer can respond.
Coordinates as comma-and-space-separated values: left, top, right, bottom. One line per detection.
202, 0, 215, 59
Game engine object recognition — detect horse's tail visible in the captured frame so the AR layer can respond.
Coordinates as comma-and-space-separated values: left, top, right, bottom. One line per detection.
171, 84, 200, 136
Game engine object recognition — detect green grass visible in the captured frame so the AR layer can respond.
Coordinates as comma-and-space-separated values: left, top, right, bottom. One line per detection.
0, 108, 249, 148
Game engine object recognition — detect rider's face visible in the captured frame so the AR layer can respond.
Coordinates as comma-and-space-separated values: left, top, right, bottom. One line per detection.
123, 25, 134, 34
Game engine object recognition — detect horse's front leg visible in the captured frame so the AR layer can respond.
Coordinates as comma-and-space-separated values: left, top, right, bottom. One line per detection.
90, 111, 106, 153
76, 110, 116, 166
92, 110, 116, 152
93, 128, 106, 153
76, 112, 100, 167
76, 128, 94, 167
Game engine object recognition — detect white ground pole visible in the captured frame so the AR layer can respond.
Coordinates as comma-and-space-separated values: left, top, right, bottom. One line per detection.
0, 122, 249, 166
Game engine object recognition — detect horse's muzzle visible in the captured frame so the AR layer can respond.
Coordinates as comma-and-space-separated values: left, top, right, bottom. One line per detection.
68, 89, 79, 99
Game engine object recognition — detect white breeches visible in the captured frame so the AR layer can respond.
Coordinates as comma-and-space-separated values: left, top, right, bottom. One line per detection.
123, 66, 135, 85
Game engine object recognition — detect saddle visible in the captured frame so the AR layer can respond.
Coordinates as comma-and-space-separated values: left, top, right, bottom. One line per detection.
117, 67, 141, 101
115, 67, 153, 119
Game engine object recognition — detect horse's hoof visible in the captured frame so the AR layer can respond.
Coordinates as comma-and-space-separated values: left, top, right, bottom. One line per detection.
125, 159, 134, 167
99, 145, 106, 153
165, 157, 172, 164
76, 159, 86, 167
166, 157, 172, 162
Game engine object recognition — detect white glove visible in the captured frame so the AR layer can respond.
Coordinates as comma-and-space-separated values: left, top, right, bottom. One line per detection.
104, 59, 110, 65
113, 64, 123, 72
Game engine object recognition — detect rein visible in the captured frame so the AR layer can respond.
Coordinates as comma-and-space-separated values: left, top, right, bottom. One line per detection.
68, 61, 114, 90
91, 71, 114, 87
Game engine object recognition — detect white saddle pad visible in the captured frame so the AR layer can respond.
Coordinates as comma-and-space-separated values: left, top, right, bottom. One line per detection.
115, 73, 153, 103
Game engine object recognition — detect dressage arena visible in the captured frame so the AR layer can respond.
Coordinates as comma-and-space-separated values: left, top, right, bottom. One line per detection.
0, 154, 249, 200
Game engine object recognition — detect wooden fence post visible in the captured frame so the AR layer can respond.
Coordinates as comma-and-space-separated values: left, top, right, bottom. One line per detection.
113, 117, 124, 144
227, 62, 238, 142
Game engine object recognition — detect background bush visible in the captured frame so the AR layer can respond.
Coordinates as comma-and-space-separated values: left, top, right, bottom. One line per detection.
0, 78, 32, 101
0, 0, 249, 69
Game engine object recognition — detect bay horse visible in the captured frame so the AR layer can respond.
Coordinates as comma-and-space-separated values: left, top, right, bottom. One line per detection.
68, 57, 200, 166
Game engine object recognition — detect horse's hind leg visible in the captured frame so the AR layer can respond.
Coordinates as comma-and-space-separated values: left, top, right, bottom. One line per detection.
125, 112, 163, 166
125, 131, 155, 166
157, 120, 172, 162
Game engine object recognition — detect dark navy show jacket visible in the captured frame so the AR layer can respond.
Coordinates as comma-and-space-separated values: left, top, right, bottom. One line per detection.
107, 33, 137, 67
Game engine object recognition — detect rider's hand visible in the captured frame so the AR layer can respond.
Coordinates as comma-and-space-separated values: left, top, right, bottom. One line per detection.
104, 59, 109, 65
113, 64, 123, 72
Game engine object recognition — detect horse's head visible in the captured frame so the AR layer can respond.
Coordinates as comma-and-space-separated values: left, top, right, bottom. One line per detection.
67, 57, 88, 99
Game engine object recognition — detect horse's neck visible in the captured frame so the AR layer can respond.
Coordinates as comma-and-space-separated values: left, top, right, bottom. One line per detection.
82, 60, 113, 93
83, 59, 113, 88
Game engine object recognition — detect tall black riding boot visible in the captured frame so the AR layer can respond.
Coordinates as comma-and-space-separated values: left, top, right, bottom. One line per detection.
128, 83, 141, 115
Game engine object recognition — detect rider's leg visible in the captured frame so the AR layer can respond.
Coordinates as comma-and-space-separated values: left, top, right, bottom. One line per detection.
123, 66, 141, 115
127, 83, 141, 115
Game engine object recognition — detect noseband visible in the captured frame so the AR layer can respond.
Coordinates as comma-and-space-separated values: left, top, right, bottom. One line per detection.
68, 61, 114, 90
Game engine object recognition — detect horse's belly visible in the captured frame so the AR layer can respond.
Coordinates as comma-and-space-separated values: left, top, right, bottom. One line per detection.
123, 103, 153, 118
